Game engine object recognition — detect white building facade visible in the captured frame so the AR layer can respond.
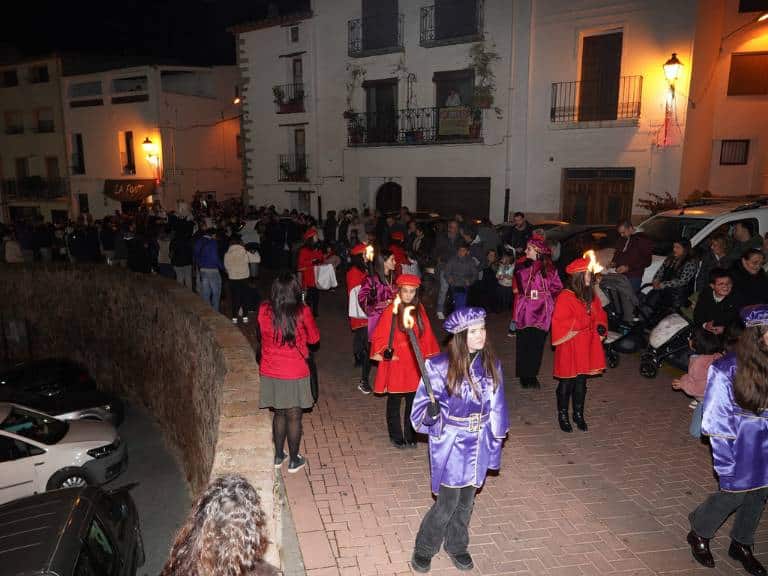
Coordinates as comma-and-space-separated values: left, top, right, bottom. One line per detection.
236, 0, 701, 223
0, 56, 70, 223
62, 65, 242, 220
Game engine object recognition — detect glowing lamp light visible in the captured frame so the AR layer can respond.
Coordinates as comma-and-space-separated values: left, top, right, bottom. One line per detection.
392, 295, 401, 314
142, 137, 155, 155
403, 306, 415, 329
364, 244, 374, 262
233, 97, 241, 104
663, 53, 682, 84
759, 13, 768, 22
583, 250, 604, 274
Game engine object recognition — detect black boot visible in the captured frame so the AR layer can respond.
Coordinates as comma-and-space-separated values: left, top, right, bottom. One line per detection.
556, 380, 573, 433
572, 377, 588, 432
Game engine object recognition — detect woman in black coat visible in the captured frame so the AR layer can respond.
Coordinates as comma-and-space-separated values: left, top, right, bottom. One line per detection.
731, 248, 768, 306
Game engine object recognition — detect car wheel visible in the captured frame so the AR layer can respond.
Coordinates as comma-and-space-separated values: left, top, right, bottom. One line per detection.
46, 468, 90, 491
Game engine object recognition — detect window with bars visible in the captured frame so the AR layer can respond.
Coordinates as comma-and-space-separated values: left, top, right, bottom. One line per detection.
720, 140, 750, 165
290, 26, 299, 42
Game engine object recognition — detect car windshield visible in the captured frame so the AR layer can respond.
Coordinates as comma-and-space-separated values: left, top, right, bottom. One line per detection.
0, 405, 68, 444
639, 216, 711, 256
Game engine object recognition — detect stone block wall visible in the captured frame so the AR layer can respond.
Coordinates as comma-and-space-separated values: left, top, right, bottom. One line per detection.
0, 264, 279, 565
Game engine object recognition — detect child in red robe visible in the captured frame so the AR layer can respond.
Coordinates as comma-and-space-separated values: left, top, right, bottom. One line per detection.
551, 256, 607, 433
371, 274, 440, 448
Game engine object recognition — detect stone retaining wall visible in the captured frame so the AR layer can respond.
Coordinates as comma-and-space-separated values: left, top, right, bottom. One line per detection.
0, 264, 279, 565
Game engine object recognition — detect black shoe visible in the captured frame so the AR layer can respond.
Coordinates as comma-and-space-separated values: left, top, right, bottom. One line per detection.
687, 531, 715, 568
531, 377, 541, 389
274, 453, 287, 468
358, 380, 372, 394
411, 552, 432, 573
729, 541, 767, 576
447, 552, 474, 571
406, 441, 417, 449
390, 438, 406, 449
572, 411, 588, 432
520, 377, 532, 388
287, 455, 306, 474
558, 409, 573, 433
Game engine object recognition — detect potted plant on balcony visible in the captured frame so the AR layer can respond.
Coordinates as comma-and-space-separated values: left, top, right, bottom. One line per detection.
344, 63, 366, 119
469, 107, 482, 139
469, 41, 500, 110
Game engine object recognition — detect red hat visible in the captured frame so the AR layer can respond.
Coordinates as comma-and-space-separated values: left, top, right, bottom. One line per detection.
302, 227, 318, 241
350, 243, 367, 256
565, 258, 590, 274
396, 274, 421, 287
391, 231, 405, 242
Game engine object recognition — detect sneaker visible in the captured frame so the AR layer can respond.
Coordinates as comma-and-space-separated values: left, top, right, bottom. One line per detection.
287, 455, 306, 474
447, 552, 474, 571
437, 311, 445, 320
507, 331, 516, 337
231, 317, 238, 324
411, 552, 432, 573
274, 453, 287, 468
689, 399, 699, 409
358, 380, 372, 394
242, 316, 249, 324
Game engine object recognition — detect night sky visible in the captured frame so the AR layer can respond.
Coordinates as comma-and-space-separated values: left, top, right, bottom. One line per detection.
0, 0, 310, 66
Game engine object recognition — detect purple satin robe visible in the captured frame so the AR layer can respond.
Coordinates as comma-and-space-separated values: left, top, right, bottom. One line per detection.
410, 352, 509, 494
513, 261, 563, 331
357, 274, 396, 339
702, 353, 768, 492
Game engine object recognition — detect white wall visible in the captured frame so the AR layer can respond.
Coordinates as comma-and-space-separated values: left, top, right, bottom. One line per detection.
524, 0, 697, 219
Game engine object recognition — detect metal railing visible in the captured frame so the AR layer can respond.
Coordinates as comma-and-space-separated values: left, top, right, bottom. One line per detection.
273, 83, 305, 114
278, 154, 309, 182
4, 125, 23, 135
550, 75, 643, 123
2, 177, 69, 201
420, 0, 483, 47
346, 106, 482, 146
348, 13, 404, 56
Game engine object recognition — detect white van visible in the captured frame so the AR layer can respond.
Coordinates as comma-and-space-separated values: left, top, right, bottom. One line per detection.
636, 199, 768, 287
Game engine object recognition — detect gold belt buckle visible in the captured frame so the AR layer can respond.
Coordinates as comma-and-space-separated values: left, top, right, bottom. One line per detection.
468, 413, 481, 432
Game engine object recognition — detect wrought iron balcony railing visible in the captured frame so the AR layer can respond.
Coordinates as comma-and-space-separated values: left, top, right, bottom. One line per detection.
348, 13, 404, 57
2, 177, 69, 201
346, 106, 482, 146
278, 154, 309, 182
550, 75, 643, 123
273, 83, 305, 114
420, 0, 483, 47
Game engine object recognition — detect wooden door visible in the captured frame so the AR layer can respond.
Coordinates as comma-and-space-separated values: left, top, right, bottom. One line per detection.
417, 177, 490, 219
45, 157, 59, 179
579, 32, 622, 121
561, 169, 634, 224
365, 81, 397, 143
376, 182, 402, 214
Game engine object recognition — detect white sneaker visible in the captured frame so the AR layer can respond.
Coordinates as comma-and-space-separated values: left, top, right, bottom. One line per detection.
689, 399, 699, 409
231, 317, 238, 324
242, 316, 249, 324
437, 311, 445, 320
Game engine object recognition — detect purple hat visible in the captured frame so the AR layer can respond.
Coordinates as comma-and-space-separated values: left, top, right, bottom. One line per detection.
444, 307, 486, 334
741, 304, 768, 327
527, 235, 551, 255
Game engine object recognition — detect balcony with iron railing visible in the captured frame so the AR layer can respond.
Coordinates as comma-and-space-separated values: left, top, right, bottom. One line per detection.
348, 13, 404, 57
550, 75, 643, 126
278, 154, 309, 182
273, 83, 305, 114
4, 125, 24, 135
420, 0, 483, 47
346, 106, 482, 146
2, 177, 69, 201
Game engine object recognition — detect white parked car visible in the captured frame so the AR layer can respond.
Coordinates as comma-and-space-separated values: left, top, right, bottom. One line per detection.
636, 200, 768, 287
0, 402, 127, 505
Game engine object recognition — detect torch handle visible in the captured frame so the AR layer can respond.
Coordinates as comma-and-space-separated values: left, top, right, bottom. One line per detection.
406, 327, 435, 403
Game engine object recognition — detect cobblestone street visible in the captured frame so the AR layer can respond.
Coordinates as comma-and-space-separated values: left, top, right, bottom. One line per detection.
275, 287, 765, 576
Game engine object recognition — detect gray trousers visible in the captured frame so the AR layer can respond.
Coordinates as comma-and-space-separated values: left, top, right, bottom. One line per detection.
174, 265, 193, 289
414, 485, 476, 557
690, 487, 768, 545
437, 270, 449, 314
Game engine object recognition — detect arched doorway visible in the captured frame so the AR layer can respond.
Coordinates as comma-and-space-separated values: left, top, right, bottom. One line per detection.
375, 181, 402, 214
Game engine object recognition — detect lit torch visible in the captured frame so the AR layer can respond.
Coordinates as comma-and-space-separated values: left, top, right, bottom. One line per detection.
583, 249, 604, 274
383, 295, 401, 360
403, 305, 435, 402
364, 244, 375, 276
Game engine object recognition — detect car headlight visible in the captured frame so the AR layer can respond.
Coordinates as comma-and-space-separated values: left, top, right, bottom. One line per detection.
102, 404, 112, 412
87, 440, 119, 459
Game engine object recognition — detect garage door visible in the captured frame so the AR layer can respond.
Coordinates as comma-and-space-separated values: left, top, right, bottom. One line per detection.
417, 177, 490, 219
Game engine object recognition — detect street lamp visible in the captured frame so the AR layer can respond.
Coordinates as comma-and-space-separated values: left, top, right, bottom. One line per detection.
660, 53, 683, 148
142, 137, 159, 167
663, 53, 682, 88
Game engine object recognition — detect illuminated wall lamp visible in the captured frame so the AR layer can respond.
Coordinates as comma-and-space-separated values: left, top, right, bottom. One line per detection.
142, 137, 159, 166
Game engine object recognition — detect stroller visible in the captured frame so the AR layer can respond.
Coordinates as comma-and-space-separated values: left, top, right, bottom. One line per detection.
639, 312, 693, 378
598, 279, 646, 369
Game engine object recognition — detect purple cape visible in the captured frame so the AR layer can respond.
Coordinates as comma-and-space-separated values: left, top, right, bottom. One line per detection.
513, 262, 562, 330
410, 352, 509, 494
702, 353, 768, 492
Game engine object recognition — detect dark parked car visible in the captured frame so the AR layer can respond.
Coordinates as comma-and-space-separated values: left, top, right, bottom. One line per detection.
0, 485, 144, 575
545, 224, 619, 272
0, 359, 124, 426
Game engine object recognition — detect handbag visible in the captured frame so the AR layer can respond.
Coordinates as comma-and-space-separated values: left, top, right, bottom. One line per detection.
314, 263, 338, 290
348, 285, 368, 319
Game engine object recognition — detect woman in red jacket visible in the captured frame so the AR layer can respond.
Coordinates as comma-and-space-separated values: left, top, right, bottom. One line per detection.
371, 274, 440, 448
551, 256, 607, 433
258, 272, 320, 473
297, 227, 324, 317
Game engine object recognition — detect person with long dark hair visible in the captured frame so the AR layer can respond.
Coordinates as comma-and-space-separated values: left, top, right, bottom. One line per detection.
297, 227, 324, 317
513, 235, 562, 388
551, 256, 608, 432
686, 305, 768, 576
409, 308, 509, 572
258, 272, 319, 474
647, 238, 697, 313
371, 274, 439, 448
357, 248, 397, 394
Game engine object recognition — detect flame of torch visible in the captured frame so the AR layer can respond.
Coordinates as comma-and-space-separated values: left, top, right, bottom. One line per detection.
392, 295, 401, 314
403, 305, 415, 329
364, 244, 375, 262
583, 250, 604, 274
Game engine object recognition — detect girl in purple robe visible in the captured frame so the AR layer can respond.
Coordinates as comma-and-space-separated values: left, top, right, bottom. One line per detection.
513, 235, 562, 388
687, 304, 768, 576
410, 307, 509, 573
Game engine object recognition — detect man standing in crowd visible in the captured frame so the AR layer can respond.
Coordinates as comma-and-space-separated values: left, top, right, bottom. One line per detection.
503, 211, 533, 256
611, 219, 653, 293
728, 221, 763, 263
435, 220, 462, 320
194, 224, 223, 311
